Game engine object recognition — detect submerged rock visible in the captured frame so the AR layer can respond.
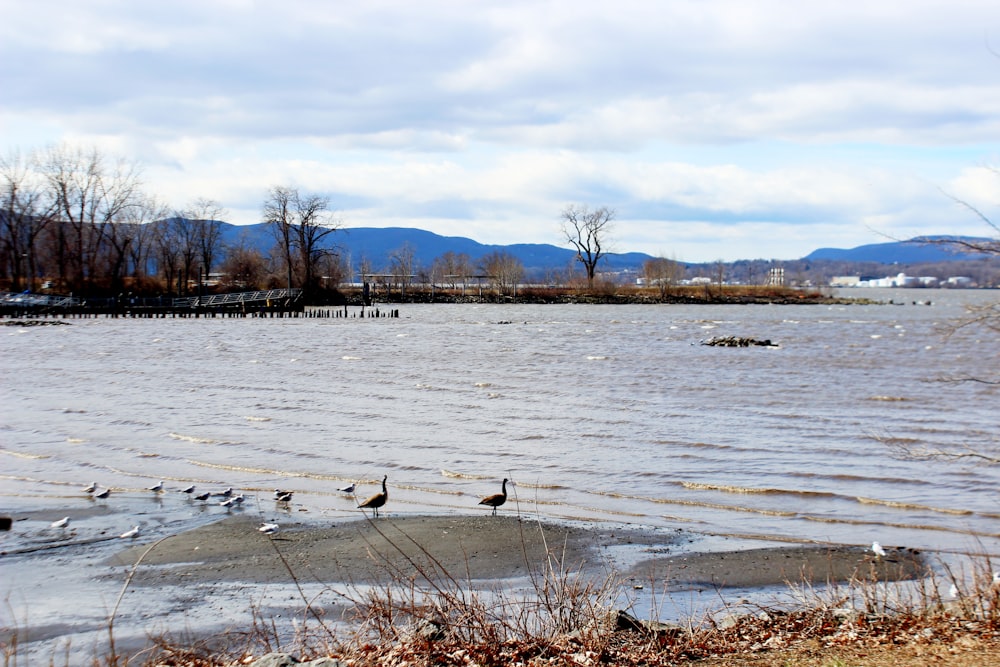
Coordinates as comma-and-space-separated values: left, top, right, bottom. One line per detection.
700, 336, 776, 347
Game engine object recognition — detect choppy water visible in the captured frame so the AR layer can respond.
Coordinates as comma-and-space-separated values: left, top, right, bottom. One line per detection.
3, 288, 998, 557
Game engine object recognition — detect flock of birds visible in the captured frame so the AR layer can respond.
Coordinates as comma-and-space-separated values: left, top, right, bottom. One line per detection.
50, 475, 512, 539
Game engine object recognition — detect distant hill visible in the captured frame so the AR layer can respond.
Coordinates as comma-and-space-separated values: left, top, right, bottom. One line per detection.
219, 223, 654, 275
804, 236, 993, 264
219, 223, 993, 273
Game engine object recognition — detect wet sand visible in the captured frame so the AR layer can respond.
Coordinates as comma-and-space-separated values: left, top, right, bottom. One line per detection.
106, 514, 927, 590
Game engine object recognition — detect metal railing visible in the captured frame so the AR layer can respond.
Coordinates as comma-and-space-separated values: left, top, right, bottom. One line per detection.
172, 288, 302, 308
0, 292, 82, 307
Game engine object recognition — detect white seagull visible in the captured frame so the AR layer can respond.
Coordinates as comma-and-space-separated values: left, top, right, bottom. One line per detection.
50, 517, 70, 529
94, 487, 111, 499
949, 583, 960, 598
180, 484, 196, 494
871, 541, 887, 558
275, 491, 293, 503
215, 487, 233, 497
83, 481, 98, 493
147, 481, 164, 493
194, 492, 210, 501
120, 526, 140, 539
258, 522, 279, 534
339, 483, 356, 494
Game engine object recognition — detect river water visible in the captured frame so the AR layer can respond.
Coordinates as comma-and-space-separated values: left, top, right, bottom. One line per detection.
1, 288, 998, 653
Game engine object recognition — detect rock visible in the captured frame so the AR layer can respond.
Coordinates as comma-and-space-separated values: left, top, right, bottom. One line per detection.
615, 610, 684, 637
700, 336, 776, 347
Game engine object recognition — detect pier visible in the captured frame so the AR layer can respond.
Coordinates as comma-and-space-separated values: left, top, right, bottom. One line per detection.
0, 289, 400, 320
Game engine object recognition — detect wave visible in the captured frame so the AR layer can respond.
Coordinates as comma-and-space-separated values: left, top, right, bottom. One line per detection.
856, 496, 973, 515
681, 482, 836, 498
168, 432, 239, 445
0, 448, 50, 460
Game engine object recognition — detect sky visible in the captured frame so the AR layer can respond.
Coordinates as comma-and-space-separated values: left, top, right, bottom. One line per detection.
3, 1, 1000, 262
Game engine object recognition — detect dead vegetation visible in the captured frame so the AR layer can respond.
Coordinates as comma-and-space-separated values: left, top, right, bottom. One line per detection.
5, 520, 1000, 666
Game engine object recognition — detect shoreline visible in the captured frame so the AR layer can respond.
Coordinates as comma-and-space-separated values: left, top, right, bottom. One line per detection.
1, 509, 938, 664
105, 513, 926, 590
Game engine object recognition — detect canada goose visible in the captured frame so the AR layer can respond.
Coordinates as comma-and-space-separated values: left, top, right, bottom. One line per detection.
479, 478, 509, 516
358, 475, 388, 517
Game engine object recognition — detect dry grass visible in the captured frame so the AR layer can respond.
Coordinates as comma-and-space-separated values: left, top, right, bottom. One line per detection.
5, 522, 1000, 666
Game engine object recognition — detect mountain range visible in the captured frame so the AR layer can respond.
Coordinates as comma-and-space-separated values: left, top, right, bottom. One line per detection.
220, 223, 992, 274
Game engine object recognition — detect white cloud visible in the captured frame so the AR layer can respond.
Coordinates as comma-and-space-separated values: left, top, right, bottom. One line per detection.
2, 0, 1000, 261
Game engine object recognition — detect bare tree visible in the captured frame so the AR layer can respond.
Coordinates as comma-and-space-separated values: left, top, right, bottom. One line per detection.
183, 198, 226, 280
479, 250, 524, 298
220, 231, 268, 290
643, 256, 684, 298
41, 144, 142, 291
1, 149, 55, 291
262, 186, 339, 296
105, 195, 166, 293
293, 193, 339, 295
432, 250, 473, 289
152, 218, 181, 295
560, 204, 615, 288
126, 197, 165, 288
388, 242, 416, 295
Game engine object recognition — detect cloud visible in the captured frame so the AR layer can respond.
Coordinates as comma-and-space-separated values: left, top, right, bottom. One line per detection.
2, 0, 999, 261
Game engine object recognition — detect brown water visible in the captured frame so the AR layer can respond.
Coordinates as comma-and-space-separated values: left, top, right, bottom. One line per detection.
1, 289, 998, 655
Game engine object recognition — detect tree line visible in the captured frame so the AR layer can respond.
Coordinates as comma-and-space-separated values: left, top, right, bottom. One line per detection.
1, 145, 586, 300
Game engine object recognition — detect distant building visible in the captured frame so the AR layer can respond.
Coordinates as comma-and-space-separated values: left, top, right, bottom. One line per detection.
830, 276, 861, 287
831, 272, 959, 288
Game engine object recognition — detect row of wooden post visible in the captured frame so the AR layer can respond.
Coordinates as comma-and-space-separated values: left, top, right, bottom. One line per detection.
0, 306, 400, 320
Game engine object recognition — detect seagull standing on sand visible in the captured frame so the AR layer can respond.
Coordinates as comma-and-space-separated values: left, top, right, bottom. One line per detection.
194, 492, 210, 501
94, 488, 111, 499
259, 522, 279, 534
147, 481, 164, 493
871, 541, 887, 559
275, 491, 293, 502
120, 526, 140, 539
216, 487, 233, 498
221, 494, 246, 508
181, 484, 196, 494
83, 482, 98, 494
478, 478, 509, 516
339, 482, 356, 494
50, 517, 70, 529
358, 475, 388, 517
